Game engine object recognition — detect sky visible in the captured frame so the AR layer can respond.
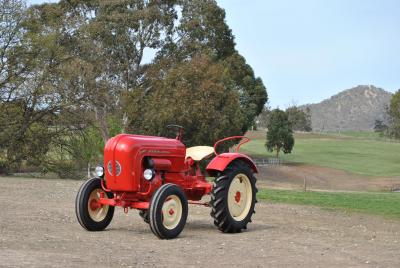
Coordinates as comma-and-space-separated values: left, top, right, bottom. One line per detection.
28, 0, 400, 108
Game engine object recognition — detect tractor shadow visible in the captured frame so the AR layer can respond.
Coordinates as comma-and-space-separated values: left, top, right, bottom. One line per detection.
185, 219, 275, 234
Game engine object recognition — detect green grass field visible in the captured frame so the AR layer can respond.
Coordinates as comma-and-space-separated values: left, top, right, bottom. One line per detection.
241, 131, 400, 177
258, 189, 400, 219
329, 131, 398, 141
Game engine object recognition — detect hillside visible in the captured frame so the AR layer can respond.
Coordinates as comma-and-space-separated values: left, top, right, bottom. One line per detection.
242, 131, 400, 177
301, 85, 392, 131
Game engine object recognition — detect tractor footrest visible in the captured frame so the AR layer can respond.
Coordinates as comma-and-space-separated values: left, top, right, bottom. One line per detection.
99, 198, 149, 210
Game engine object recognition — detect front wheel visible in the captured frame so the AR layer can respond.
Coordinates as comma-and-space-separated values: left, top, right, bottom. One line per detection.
149, 183, 188, 239
75, 178, 114, 231
139, 210, 150, 224
210, 160, 257, 233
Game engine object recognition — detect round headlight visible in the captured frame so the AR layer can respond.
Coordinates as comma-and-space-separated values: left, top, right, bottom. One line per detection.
143, 169, 155, 181
94, 166, 104, 178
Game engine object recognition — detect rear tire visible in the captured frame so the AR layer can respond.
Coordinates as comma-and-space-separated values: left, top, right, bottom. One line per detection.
210, 160, 257, 233
149, 184, 188, 239
75, 178, 114, 231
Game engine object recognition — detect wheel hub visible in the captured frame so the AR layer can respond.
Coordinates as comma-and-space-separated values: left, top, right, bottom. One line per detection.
162, 195, 182, 230
88, 189, 109, 222
235, 191, 241, 203
89, 199, 101, 211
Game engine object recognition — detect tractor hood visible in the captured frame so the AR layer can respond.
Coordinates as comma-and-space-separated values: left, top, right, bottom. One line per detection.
103, 134, 185, 192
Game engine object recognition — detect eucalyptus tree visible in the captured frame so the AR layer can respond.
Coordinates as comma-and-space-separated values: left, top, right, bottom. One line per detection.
0, 0, 26, 101
0, 0, 269, 175
164, 0, 267, 127
125, 0, 268, 145
57, 0, 178, 141
0, 1, 92, 171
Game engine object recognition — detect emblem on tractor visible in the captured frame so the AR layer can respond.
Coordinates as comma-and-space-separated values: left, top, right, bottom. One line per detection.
75, 125, 258, 239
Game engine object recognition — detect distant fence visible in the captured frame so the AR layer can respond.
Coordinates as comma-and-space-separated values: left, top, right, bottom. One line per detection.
254, 158, 284, 166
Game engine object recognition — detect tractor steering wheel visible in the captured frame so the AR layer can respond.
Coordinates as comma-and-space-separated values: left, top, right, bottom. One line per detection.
165, 125, 184, 141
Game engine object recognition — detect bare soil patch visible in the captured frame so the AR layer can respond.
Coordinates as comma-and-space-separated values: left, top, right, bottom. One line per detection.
257, 164, 400, 192
1, 176, 400, 267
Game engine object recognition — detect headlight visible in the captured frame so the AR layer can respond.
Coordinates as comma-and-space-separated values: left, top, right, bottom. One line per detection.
94, 166, 104, 178
143, 169, 155, 181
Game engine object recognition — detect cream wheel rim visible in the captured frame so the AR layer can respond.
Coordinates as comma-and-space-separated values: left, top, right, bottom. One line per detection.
162, 195, 182, 230
88, 189, 109, 222
228, 173, 252, 221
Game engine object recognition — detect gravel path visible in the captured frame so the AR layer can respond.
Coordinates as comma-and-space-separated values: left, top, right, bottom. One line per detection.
0, 176, 399, 267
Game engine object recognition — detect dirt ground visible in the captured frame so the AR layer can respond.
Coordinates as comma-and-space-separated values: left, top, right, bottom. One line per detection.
1, 176, 400, 268
257, 164, 400, 192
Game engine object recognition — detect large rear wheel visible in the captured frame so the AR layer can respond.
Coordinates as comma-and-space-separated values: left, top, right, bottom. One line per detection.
210, 160, 257, 233
75, 178, 114, 231
149, 183, 188, 239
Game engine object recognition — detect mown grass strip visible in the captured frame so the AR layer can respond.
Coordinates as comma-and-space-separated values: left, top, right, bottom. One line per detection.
258, 189, 400, 219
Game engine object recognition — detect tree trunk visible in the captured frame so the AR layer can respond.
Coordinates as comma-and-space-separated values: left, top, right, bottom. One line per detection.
94, 107, 110, 143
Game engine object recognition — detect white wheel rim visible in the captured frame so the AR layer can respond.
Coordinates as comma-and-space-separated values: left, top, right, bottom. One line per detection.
88, 189, 109, 222
228, 173, 252, 221
162, 195, 182, 230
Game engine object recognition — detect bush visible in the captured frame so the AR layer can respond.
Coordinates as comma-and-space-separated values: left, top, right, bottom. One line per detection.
45, 160, 86, 180
0, 159, 7, 175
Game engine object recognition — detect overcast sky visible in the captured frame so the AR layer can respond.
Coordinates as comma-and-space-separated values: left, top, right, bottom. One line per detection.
28, 0, 400, 108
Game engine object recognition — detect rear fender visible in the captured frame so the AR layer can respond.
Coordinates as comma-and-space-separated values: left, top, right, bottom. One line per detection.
206, 153, 258, 176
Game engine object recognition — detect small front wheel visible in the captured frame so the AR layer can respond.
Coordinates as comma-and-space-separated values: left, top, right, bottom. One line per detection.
149, 184, 188, 239
139, 210, 150, 224
75, 178, 114, 231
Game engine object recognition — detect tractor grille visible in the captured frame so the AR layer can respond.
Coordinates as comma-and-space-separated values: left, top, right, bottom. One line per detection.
107, 160, 122, 176
107, 161, 113, 175
115, 161, 122, 176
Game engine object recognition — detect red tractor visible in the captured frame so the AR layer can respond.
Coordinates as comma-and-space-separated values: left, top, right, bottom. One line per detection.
75, 126, 258, 239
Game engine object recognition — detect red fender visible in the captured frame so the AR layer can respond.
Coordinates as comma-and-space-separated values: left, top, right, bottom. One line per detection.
206, 153, 258, 176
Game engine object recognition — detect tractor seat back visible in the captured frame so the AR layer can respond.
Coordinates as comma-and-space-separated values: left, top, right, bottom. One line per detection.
185, 146, 214, 161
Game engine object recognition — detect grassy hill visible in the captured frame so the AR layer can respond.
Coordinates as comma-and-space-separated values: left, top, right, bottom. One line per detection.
242, 131, 400, 177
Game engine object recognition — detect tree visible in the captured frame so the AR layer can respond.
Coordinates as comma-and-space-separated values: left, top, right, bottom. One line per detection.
0, 0, 178, 175
160, 0, 235, 60
45, 0, 179, 142
265, 109, 294, 158
0, 0, 26, 95
374, 119, 388, 135
285, 106, 312, 132
125, 0, 268, 143
0, 0, 268, 176
0, 0, 27, 171
0, 1, 93, 173
305, 107, 312, 131
124, 55, 246, 146
256, 105, 270, 129
387, 89, 400, 139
